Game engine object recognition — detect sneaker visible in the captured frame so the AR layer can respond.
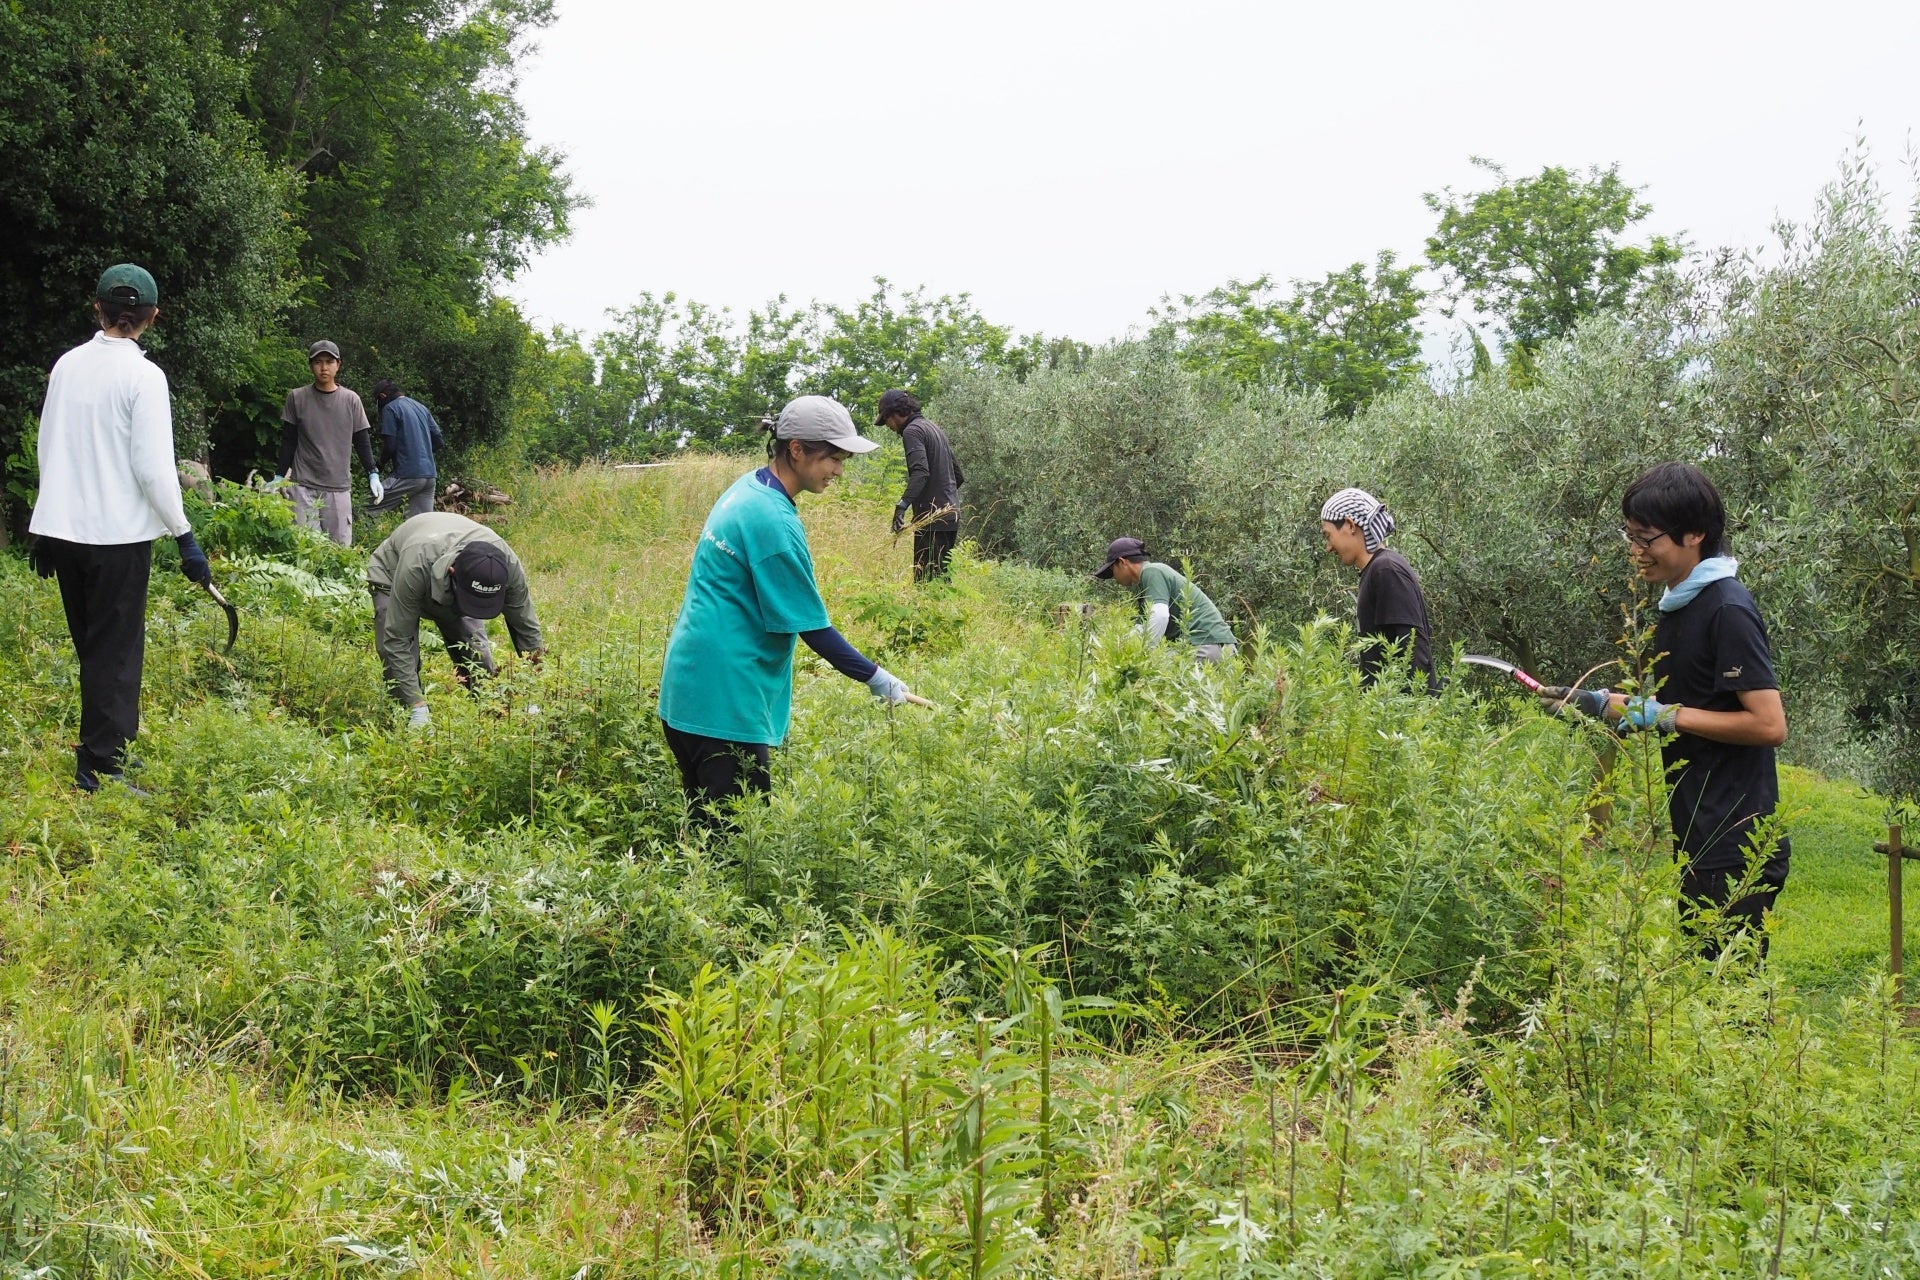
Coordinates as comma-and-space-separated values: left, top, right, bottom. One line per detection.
74, 768, 149, 798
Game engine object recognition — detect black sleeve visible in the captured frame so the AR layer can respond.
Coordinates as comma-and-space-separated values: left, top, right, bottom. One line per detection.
800, 626, 879, 681
1711, 603, 1779, 693
277, 422, 299, 474
900, 423, 930, 508
354, 428, 376, 475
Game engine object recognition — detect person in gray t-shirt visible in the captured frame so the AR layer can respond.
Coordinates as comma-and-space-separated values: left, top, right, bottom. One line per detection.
278, 340, 380, 545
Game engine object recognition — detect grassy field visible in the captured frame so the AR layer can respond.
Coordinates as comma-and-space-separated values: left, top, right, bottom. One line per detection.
0, 454, 1914, 1277
1772, 767, 1913, 997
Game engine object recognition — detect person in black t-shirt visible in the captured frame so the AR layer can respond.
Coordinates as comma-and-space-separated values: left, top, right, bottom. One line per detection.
1540, 463, 1790, 959
1320, 487, 1440, 693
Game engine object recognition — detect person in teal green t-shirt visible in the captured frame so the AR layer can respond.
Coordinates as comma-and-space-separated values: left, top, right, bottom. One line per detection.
1093, 537, 1237, 662
659, 396, 928, 824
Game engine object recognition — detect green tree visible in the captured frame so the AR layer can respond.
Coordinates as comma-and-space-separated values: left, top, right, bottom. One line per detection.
0, 0, 296, 532
1424, 159, 1682, 353
802, 278, 1021, 417
1159, 253, 1427, 416
215, 0, 577, 465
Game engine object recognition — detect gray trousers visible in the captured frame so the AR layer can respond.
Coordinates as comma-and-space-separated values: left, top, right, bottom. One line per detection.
290, 484, 353, 545
372, 590, 496, 700
1193, 643, 1237, 664
370, 475, 436, 518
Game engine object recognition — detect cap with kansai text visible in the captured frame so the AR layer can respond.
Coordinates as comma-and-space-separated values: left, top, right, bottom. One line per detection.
451, 542, 511, 619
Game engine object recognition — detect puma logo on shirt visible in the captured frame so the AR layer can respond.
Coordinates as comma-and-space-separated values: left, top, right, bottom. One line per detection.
1723, 666, 1742, 679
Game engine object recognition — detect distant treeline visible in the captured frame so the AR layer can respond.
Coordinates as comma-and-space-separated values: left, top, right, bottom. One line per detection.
0, 0, 1685, 520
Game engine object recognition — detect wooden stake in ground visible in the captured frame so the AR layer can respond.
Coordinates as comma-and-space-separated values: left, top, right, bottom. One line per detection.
1873, 823, 1913, 1006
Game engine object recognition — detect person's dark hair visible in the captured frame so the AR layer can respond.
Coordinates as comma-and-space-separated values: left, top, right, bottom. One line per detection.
96, 299, 157, 337
373, 379, 401, 403
762, 418, 839, 464
877, 388, 921, 421
1622, 462, 1728, 556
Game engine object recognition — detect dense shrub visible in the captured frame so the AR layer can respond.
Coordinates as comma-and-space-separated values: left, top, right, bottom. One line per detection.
940, 170, 1920, 791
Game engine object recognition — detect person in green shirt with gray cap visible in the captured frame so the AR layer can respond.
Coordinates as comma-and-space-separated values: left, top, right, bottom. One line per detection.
1094, 537, 1237, 662
367, 512, 544, 727
658, 395, 929, 825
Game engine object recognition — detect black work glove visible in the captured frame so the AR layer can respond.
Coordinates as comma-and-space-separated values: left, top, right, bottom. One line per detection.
29, 536, 57, 580
176, 532, 212, 585
1538, 685, 1609, 720
891, 502, 909, 536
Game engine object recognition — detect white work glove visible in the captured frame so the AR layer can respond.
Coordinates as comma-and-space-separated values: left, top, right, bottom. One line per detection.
369, 472, 385, 505
407, 703, 431, 729
866, 666, 911, 705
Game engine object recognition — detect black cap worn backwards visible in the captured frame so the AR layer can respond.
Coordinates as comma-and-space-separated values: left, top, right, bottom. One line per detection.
451, 542, 511, 619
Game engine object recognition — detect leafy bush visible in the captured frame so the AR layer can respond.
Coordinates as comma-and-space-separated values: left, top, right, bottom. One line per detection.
940, 162, 1920, 791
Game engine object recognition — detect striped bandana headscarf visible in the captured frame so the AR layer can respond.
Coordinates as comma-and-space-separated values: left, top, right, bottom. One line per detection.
1319, 487, 1396, 552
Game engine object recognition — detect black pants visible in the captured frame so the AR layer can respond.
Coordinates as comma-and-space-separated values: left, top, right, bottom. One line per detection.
1680, 861, 1788, 961
45, 538, 152, 775
661, 721, 770, 826
912, 527, 957, 582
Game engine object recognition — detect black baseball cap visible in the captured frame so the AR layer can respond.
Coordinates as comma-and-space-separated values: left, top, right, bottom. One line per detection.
1094, 536, 1146, 579
451, 542, 510, 618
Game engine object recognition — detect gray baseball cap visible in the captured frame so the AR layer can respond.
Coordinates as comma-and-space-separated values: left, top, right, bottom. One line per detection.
773, 396, 879, 454
308, 340, 341, 360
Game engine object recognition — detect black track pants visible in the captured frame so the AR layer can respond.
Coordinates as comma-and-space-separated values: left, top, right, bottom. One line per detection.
912, 528, 956, 582
1680, 861, 1788, 961
661, 721, 770, 826
45, 537, 152, 774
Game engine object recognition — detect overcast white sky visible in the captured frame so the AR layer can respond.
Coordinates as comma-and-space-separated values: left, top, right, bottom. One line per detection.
507, 0, 1920, 345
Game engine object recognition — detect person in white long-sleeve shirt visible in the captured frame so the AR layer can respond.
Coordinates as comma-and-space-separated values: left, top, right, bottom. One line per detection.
28, 264, 211, 793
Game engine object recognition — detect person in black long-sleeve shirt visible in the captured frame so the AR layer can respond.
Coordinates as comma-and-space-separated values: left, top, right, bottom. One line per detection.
876, 388, 964, 582
1320, 486, 1440, 693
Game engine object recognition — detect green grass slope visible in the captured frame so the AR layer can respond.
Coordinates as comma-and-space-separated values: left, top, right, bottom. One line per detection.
0, 456, 1911, 1277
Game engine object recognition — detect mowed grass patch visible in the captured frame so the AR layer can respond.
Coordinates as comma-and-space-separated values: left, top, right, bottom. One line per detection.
1770, 764, 1912, 994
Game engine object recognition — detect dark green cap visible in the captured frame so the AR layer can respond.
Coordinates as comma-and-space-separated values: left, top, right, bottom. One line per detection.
96, 264, 158, 307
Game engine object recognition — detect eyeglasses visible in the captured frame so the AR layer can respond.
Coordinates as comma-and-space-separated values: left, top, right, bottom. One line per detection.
1618, 527, 1673, 551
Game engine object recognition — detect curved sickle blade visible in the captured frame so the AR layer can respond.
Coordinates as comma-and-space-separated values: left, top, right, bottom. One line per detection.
203, 580, 239, 654
1461, 652, 1543, 692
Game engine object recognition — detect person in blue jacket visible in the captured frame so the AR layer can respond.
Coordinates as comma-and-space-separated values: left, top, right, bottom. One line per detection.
658, 396, 927, 824
370, 379, 444, 517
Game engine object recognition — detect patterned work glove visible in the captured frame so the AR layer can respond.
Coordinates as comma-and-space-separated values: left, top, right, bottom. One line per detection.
1616, 695, 1679, 735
